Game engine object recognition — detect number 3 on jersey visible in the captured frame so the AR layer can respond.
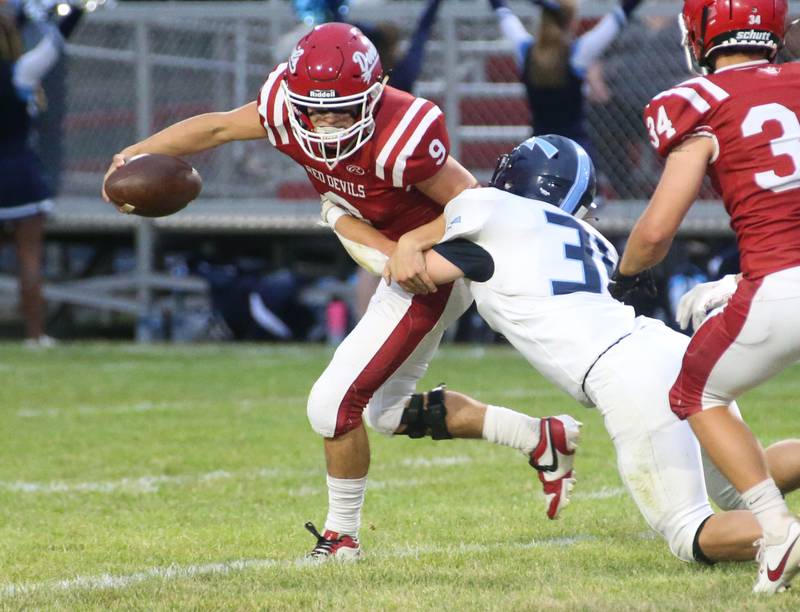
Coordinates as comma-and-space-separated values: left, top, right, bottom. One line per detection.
544, 212, 615, 296
647, 106, 676, 148
742, 103, 800, 193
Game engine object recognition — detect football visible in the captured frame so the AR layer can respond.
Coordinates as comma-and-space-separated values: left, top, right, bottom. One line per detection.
104, 153, 202, 218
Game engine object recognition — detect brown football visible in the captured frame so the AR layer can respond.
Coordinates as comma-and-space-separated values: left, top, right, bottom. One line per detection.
104, 153, 202, 218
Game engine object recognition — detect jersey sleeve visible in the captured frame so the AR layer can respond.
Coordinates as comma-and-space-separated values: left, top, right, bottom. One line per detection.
375, 99, 450, 188
642, 78, 726, 157
440, 190, 494, 242
256, 63, 290, 146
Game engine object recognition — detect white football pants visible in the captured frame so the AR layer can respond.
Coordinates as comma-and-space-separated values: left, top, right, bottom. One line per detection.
584, 318, 742, 562
307, 278, 472, 438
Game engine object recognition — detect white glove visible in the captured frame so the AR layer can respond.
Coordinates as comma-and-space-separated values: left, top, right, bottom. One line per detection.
675, 274, 739, 331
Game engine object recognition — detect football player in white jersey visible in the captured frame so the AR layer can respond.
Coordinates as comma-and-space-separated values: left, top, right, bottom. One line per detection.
333, 134, 800, 566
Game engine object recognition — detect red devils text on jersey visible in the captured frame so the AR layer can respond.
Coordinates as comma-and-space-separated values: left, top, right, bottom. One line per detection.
257, 63, 450, 241
643, 60, 800, 279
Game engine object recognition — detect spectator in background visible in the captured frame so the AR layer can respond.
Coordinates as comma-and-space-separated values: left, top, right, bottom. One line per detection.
354, 0, 443, 95
275, 0, 351, 64
0, 1, 83, 347
487, 0, 644, 154
594, 15, 688, 200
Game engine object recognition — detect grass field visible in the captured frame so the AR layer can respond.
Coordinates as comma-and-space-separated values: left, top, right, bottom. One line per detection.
1, 342, 800, 610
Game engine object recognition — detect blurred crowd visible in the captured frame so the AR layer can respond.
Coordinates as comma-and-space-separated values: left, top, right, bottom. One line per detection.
6, 0, 797, 342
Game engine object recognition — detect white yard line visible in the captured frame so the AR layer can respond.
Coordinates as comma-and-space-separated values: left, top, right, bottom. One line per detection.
15, 397, 307, 419
399, 455, 472, 467
582, 487, 626, 500
0, 456, 475, 495
0, 467, 315, 494
16, 402, 194, 418
1, 457, 626, 501
1, 535, 596, 598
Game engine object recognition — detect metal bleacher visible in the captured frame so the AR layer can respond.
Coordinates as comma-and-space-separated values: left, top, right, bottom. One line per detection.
12, 0, 774, 335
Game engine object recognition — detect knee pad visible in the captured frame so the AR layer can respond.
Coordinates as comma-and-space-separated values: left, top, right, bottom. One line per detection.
665, 513, 713, 563
398, 384, 452, 440
692, 515, 716, 566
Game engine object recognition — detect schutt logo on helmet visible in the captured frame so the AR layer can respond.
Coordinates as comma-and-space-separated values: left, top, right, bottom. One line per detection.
735, 30, 774, 41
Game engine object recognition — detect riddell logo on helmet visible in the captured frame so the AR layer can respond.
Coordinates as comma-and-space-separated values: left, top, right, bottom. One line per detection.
353, 45, 379, 83
736, 30, 772, 41
310, 90, 337, 98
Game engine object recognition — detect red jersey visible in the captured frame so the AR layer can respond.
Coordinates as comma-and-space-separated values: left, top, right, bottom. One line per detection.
643, 60, 800, 279
257, 63, 450, 241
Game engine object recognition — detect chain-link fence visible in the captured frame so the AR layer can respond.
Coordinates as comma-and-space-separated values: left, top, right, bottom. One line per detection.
6, 0, 795, 335
52, 1, 798, 228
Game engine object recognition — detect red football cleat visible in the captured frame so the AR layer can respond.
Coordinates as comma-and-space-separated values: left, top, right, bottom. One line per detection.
529, 415, 581, 520
304, 522, 362, 562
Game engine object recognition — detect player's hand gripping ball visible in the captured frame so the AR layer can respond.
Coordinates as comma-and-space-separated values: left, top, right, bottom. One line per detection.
103, 154, 202, 217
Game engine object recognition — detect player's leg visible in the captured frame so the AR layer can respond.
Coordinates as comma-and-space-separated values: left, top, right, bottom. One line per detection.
305, 279, 471, 560
702, 403, 800, 512
694, 511, 762, 562
585, 323, 723, 562
366, 333, 580, 519
12, 214, 46, 342
669, 271, 800, 592
700, 442, 800, 561
765, 440, 800, 495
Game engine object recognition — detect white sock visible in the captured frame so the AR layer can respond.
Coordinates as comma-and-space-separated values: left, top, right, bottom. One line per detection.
743, 478, 794, 544
324, 474, 367, 538
482, 405, 540, 456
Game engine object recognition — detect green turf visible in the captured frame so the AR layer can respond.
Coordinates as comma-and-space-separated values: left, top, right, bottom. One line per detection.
1, 343, 799, 610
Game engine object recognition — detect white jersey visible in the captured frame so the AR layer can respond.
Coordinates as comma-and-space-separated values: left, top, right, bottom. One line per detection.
440, 187, 638, 405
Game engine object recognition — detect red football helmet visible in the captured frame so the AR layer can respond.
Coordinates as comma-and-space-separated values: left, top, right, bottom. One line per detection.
681, 0, 787, 73
282, 23, 385, 168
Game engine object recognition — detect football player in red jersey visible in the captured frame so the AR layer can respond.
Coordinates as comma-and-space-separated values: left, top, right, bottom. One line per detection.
103, 23, 584, 560
609, 0, 800, 594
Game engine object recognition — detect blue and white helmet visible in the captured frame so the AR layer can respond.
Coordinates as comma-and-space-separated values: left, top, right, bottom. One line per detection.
489, 134, 597, 219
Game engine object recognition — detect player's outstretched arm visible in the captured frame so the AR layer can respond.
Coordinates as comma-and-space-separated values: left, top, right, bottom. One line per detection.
382, 156, 477, 292
103, 102, 264, 201
320, 200, 395, 275
424, 250, 465, 286
383, 215, 447, 294
488, 0, 534, 69
390, 0, 443, 92
331, 214, 396, 257
617, 136, 712, 277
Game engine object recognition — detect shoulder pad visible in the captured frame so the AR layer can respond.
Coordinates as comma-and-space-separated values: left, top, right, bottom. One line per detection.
256, 63, 290, 145
374, 97, 450, 188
